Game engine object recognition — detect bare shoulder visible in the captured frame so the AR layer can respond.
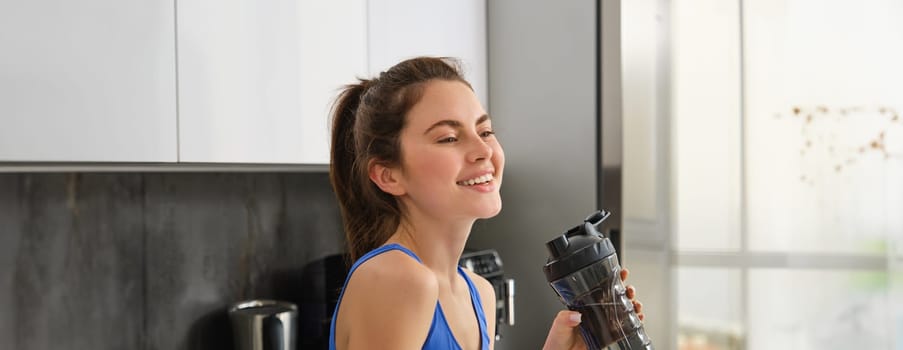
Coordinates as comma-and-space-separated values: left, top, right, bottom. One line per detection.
336, 250, 438, 349
349, 250, 439, 304
353, 249, 436, 286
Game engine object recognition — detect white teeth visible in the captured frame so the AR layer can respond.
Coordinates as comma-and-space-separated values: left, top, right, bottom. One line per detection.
459, 174, 493, 186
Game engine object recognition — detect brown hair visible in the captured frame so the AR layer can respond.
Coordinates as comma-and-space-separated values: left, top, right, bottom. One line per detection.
329, 57, 471, 261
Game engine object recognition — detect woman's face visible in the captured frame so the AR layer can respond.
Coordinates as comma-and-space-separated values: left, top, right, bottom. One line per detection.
393, 80, 505, 221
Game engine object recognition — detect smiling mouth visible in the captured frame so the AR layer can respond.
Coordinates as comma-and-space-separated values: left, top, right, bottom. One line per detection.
456, 174, 494, 186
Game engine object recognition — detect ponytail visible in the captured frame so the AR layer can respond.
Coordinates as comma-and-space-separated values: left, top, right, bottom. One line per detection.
329, 79, 368, 218
330, 79, 395, 262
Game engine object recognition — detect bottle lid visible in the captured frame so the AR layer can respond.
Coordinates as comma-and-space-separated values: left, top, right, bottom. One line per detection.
543, 210, 615, 282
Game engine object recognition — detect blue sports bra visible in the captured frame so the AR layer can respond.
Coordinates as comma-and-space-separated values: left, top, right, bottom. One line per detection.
329, 243, 490, 350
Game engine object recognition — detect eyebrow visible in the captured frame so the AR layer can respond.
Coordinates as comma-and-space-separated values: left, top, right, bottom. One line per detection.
423, 114, 491, 135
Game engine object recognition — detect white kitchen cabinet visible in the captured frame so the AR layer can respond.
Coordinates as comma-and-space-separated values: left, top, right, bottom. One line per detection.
177, 0, 367, 164
0, 1, 177, 162
368, 0, 488, 109
0, 1, 485, 166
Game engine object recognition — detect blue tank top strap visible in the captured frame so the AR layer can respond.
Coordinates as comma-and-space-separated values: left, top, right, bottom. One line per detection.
351, 243, 422, 270
457, 266, 492, 348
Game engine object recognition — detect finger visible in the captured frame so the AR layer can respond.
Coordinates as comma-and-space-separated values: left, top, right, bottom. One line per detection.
549, 310, 582, 336
633, 300, 643, 314
638, 313, 645, 321
626, 285, 636, 300
620, 268, 630, 282
543, 310, 583, 350
557, 310, 582, 327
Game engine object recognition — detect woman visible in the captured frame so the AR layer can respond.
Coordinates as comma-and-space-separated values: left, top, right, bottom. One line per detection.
328, 57, 643, 350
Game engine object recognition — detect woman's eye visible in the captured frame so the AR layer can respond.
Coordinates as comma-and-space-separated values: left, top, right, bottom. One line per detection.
438, 136, 458, 143
480, 130, 495, 138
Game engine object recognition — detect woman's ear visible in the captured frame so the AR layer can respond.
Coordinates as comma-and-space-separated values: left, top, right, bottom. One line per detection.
368, 159, 406, 196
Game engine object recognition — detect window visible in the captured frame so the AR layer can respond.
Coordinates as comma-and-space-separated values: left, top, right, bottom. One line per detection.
671, 0, 903, 349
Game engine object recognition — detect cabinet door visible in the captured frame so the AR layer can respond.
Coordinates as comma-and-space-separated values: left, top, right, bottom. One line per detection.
177, 0, 367, 164
368, 0, 488, 109
0, 1, 177, 162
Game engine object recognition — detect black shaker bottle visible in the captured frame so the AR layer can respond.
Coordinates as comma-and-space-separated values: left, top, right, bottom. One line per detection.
543, 210, 654, 350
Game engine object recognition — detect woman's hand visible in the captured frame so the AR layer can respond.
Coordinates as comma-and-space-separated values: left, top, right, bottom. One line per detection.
542, 268, 644, 350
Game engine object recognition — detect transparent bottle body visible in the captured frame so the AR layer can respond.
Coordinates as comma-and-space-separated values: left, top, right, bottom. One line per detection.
550, 254, 654, 350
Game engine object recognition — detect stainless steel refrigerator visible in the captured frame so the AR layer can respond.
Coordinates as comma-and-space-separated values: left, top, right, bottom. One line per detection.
466, 1, 623, 349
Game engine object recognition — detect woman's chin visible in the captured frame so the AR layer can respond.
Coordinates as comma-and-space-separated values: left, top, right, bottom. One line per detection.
475, 200, 502, 219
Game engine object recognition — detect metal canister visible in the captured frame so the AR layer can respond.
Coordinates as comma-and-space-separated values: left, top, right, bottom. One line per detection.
228, 299, 297, 350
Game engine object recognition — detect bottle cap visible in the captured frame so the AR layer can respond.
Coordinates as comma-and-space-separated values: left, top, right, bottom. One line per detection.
542, 210, 616, 282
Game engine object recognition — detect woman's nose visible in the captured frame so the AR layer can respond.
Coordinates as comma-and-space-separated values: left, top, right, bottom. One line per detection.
467, 137, 493, 162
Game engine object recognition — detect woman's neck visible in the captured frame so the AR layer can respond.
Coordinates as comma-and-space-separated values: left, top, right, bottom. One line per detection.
385, 209, 475, 284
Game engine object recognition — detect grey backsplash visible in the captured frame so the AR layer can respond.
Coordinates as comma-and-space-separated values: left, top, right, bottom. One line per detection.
0, 172, 345, 350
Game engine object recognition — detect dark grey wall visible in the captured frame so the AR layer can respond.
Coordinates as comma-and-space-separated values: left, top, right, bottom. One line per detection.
0, 172, 344, 350
468, 0, 599, 349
